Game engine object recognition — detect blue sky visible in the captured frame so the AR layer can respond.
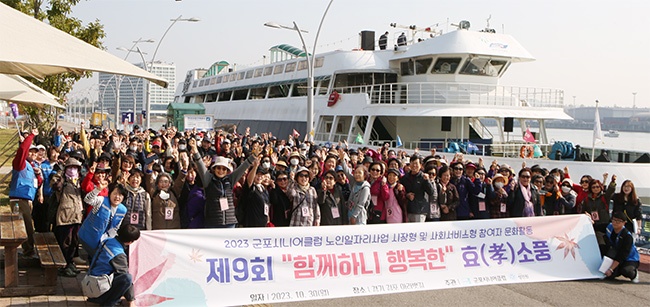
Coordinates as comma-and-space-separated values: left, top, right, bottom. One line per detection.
69, 0, 650, 108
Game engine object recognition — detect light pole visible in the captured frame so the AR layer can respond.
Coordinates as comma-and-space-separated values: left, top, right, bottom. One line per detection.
117, 46, 150, 125
632, 92, 637, 109
115, 38, 153, 129
264, 0, 334, 141
145, 15, 200, 129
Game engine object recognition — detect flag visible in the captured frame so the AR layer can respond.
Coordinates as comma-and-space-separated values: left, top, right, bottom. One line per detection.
523, 127, 536, 143
9, 103, 19, 118
396, 135, 403, 147
292, 129, 300, 138
593, 107, 603, 145
355, 133, 364, 144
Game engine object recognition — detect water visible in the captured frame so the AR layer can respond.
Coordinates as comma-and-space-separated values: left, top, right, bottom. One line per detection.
496, 127, 650, 153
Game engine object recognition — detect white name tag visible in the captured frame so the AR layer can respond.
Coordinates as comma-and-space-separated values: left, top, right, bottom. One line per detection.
477, 192, 486, 199
331, 206, 340, 219
164, 207, 173, 220
478, 201, 486, 212
500, 203, 507, 213
301, 206, 311, 217
219, 197, 229, 211
264, 204, 269, 216
591, 211, 600, 221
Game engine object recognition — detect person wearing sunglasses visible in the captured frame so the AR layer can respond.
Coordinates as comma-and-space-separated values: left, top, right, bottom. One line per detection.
268, 173, 292, 227
450, 161, 480, 220
368, 161, 389, 224
590, 211, 640, 283
507, 168, 542, 217
317, 170, 346, 226
286, 167, 320, 226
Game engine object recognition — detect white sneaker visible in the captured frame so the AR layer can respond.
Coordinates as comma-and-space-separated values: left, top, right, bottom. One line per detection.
631, 270, 639, 284
73, 256, 87, 265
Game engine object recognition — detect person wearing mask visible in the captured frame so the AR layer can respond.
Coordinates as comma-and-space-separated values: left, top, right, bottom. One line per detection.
53, 158, 84, 277
145, 162, 184, 230
317, 169, 346, 226
487, 174, 509, 218
592, 212, 640, 283
178, 162, 205, 229
85, 224, 141, 306
399, 155, 435, 222
559, 178, 577, 214
9, 128, 40, 259
507, 168, 542, 217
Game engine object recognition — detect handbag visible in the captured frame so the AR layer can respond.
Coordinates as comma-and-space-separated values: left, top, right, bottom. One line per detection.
81, 241, 114, 298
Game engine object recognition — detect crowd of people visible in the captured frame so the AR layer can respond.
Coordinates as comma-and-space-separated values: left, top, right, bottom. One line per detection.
7, 122, 643, 304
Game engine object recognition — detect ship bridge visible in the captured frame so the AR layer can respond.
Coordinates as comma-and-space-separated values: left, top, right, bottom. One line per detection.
269, 44, 310, 63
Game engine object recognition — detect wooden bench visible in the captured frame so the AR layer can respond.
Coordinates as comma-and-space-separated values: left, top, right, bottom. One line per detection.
33, 232, 66, 287
0, 213, 27, 288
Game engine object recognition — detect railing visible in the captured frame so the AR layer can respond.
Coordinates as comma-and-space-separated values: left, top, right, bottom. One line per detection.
468, 117, 493, 140
333, 82, 564, 108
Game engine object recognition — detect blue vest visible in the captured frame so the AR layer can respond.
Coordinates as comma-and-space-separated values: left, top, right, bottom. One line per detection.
606, 224, 640, 262
39, 160, 54, 197
9, 162, 36, 201
90, 238, 124, 276
79, 197, 127, 250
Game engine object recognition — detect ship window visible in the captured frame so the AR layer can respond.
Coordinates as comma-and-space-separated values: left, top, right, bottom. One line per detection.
199, 80, 206, 87
217, 91, 232, 101
460, 57, 507, 76
297, 60, 308, 71
318, 78, 330, 95
237, 72, 245, 80
285, 62, 296, 72
254, 68, 263, 78
273, 64, 285, 74
433, 58, 461, 74
245, 70, 254, 79
206, 93, 218, 102
315, 57, 324, 68
229, 74, 236, 82
264, 66, 273, 76
232, 89, 248, 100
216, 76, 223, 83
415, 58, 432, 74
210, 78, 217, 85
192, 81, 198, 87
400, 59, 414, 76
291, 82, 308, 96
268, 84, 290, 98
249, 87, 267, 99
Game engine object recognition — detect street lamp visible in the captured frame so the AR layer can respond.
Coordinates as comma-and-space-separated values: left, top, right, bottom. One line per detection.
145, 15, 200, 129
632, 92, 637, 109
264, 0, 334, 141
115, 38, 154, 129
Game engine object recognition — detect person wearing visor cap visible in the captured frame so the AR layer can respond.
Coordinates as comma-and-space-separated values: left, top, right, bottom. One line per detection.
192, 140, 255, 228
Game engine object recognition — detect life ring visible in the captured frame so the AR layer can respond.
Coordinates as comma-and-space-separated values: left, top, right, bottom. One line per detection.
327, 91, 340, 107
519, 145, 534, 159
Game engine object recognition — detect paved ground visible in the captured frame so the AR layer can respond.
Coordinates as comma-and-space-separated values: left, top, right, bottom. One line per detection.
0, 244, 648, 307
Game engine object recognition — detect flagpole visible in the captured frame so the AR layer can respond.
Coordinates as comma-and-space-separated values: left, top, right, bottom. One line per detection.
591, 100, 599, 162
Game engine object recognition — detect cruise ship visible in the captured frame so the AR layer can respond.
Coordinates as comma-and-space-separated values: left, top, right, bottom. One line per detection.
177, 21, 650, 200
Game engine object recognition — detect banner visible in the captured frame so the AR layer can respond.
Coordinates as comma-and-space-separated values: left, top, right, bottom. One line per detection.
183, 114, 214, 131
129, 215, 602, 307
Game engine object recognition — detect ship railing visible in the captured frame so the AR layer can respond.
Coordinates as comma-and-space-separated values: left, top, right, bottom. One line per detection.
333, 82, 564, 108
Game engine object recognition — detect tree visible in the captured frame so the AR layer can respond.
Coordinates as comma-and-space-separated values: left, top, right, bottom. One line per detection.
2, 0, 105, 133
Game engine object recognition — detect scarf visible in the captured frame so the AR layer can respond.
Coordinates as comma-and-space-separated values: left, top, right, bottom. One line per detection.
520, 183, 534, 217
298, 182, 310, 192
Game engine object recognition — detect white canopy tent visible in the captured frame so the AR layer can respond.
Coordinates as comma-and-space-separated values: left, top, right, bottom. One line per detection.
0, 3, 168, 88
0, 74, 63, 109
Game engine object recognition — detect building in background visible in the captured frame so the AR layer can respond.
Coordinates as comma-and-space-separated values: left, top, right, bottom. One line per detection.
98, 61, 176, 120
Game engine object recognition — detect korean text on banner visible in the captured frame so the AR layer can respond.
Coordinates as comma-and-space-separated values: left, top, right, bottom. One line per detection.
129, 215, 602, 306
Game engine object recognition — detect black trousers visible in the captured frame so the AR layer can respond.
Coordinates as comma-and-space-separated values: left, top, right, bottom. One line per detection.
54, 224, 80, 264
612, 261, 639, 280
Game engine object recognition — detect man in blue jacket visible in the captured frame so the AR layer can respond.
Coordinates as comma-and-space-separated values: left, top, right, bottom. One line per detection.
594, 211, 640, 283
87, 224, 140, 306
